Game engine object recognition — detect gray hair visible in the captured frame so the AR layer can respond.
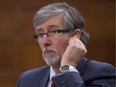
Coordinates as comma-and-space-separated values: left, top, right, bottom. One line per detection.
33, 2, 89, 45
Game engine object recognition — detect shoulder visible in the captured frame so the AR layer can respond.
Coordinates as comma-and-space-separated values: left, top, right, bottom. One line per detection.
19, 66, 50, 80
78, 58, 115, 74
17, 66, 50, 87
85, 59, 115, 72
81, 58, 115, 80
23, 66, 49, 74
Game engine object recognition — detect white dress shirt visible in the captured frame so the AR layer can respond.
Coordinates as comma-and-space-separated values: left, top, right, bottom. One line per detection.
47, 67, 56, 87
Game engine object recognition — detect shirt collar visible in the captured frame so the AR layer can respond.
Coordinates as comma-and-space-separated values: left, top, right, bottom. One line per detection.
50, 66, 56, 81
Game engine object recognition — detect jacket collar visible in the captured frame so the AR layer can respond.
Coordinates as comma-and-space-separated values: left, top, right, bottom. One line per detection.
77, 57, 88, 75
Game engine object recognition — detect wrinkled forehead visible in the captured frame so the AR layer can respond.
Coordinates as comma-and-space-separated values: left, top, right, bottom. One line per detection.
41, 13, 64, 24
35, 13, 65, 32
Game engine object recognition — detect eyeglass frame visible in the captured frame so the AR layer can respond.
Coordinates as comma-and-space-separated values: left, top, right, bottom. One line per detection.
33, 29, 71, 40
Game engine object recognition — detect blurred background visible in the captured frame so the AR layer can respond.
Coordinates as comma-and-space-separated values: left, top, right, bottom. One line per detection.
0, 0, 115, 87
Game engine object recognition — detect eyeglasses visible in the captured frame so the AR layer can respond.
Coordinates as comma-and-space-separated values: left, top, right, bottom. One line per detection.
33, 29, 70, 40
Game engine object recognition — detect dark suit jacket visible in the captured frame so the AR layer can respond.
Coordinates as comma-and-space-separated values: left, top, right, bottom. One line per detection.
17, 58, 115, 87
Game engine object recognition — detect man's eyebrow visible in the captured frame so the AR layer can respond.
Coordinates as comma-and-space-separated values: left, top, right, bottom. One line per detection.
35, 25, 60, 32
48, 25, 60, 29
35, 27, 43, 32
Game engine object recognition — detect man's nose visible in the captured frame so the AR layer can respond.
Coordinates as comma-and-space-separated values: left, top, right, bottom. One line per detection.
41, 34, 51, 46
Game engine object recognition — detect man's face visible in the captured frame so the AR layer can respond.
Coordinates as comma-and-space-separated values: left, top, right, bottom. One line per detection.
35, 14, 70, 67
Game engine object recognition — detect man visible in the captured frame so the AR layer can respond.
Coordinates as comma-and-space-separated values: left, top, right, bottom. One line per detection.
17, 2, 115, 87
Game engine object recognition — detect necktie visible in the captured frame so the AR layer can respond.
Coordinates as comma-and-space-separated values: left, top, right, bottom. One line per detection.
51, 82, 55, 87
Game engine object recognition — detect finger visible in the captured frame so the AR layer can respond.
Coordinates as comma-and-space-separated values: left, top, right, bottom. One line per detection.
72, 37, 87, 54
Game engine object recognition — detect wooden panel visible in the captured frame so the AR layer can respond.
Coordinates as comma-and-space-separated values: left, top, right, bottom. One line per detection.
0, 0, 115, 87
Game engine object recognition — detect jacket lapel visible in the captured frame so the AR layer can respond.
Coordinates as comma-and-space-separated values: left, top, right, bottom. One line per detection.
39, 70, 50, 87
32, 66, 50, 87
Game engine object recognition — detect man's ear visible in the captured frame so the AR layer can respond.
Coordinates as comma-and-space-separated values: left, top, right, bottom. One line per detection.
74, 29, 81, 39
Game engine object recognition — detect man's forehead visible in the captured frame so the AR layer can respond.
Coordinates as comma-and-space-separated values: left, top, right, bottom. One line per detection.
37, 25, 60, 30
35, 14, 65, 32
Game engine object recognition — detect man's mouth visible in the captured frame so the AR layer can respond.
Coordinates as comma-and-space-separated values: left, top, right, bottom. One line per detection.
44, 50, 55, 54
42, 47, 56, 55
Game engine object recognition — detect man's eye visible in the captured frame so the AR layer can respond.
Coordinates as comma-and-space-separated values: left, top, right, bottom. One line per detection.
50, 30, 58, 34
38, 33, 44, 37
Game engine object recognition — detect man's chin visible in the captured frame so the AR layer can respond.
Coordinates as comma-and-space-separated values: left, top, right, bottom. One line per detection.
44, 57, 60, 66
